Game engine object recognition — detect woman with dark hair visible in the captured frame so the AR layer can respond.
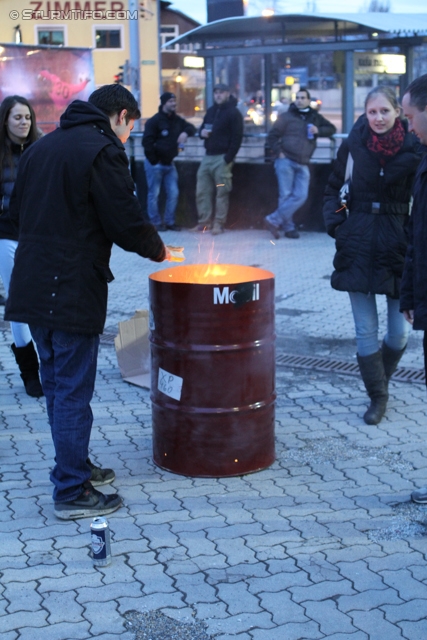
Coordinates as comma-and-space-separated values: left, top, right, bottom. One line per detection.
0, 95, 43, 397
323, 86, 423, 425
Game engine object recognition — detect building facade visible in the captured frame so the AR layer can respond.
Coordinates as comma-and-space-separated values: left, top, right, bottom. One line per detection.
0, 0, 161, 118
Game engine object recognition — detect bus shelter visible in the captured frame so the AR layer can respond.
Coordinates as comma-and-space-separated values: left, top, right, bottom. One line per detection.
166, 12, 427, 132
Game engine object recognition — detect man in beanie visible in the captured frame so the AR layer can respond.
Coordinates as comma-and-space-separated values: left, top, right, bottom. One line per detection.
193, 83, 243, 235
142, 92, 196, 231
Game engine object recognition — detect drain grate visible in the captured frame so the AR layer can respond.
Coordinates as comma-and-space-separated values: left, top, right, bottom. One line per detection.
100, 332, 116, 345
99, 332, 425, 385
276, 352, 425, 384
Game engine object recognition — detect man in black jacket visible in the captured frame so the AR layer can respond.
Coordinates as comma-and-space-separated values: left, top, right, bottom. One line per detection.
193, 83, 243, 235
400, 74, 427, 504
5, 85, 167, 520
265, 88, 336, 239
143, 92, 196, 231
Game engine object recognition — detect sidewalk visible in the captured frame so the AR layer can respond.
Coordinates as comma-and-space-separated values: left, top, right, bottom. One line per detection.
1, 229, 427, 640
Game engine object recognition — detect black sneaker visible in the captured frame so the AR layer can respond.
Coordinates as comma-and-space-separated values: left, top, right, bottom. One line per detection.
155, 224, 167, 232
54, 482, 122, 520
264, 219, 280, 240
87, 458, 115, 486
166, 224, 182, 231
284, 229, 300, 239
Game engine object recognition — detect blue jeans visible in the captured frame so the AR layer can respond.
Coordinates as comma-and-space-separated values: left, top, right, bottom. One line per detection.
144, 159, 179, 226
29, 326, 100, 502
266, 157, 310, 232
0, 239, 32, 347
348, 292, 410, 357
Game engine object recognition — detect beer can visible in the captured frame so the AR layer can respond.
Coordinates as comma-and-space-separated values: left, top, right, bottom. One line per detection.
90, 516, 111, 566
307, 124, 315, 140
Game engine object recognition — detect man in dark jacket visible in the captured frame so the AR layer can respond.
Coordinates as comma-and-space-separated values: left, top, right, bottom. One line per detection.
142, 92, 196, 231
400, 74, 427, 504
193, 83, 244, 235
265, 88, 336, 239
5, 85, 167, 520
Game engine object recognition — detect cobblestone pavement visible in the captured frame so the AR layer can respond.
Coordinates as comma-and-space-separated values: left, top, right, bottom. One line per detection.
1, 229, 427, 640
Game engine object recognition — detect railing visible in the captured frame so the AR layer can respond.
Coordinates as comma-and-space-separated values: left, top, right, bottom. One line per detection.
126, 132, 347, 165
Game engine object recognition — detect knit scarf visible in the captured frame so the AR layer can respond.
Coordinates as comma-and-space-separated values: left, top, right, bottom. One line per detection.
366, 118, 405, 166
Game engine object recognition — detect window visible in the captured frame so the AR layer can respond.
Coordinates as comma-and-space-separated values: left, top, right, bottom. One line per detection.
37, 28, 65, 46
95, 28, 122, 49
161, 25, 179, 51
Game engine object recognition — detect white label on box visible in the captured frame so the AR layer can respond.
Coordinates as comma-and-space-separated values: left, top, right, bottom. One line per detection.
158, 368, 183, 401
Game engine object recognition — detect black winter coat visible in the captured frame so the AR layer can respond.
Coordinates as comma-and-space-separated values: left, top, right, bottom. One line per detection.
323, 115, 422, 299
267, 103, 336, 165
5, 100, 165, 335
0, 140, 31, 240
142, 108, 196, 165
200, 96, 243, 164
400, 154, 427, 329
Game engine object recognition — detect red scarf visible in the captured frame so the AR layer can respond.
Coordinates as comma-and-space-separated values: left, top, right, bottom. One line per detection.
367, 118, 405, 166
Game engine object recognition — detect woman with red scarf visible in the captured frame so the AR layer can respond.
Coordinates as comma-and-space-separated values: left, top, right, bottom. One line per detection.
323, 86, 423, 425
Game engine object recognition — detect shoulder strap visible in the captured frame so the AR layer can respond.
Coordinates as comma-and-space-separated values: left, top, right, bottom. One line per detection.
345, 152, 354, 182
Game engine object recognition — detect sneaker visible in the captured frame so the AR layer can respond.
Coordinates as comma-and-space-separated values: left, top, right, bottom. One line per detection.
155, 224, 167, 232
189, 223, 210, 232
166, 224, 181, 231
211, 224, 224, 236
264, 219, 280, 240
54, 481, 122, 520
87, 458, 115, 487
411, 487, 427, 504
284, 229, 300, 239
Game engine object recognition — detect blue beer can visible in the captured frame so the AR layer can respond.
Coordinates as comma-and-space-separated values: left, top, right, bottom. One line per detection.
307, 124, 315, 140
90, 516, 112, 566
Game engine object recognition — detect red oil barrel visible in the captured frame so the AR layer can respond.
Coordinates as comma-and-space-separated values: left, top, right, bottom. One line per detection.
149, 264, 275, 477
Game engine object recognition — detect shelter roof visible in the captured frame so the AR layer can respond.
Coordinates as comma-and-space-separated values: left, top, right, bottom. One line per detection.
163, 12, 427, 50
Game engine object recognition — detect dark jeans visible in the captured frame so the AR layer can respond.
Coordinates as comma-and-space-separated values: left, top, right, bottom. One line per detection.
424, 332, 427, 387
30, 325, 100, 502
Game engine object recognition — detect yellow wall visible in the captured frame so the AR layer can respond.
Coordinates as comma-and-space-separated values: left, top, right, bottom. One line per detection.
0, 0, 160, 117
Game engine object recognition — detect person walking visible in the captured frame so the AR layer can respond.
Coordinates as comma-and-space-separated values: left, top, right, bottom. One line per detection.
400, 74, 427, 503
142, 92, 196, 231
193, 83, 243, 236
265, 88, 336, 239
5, 85, 167, 519
0, 95, 43, 398
323, 86, 423, 425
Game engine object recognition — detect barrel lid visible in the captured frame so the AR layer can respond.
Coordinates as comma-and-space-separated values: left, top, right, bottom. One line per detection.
149, 264, 274, 285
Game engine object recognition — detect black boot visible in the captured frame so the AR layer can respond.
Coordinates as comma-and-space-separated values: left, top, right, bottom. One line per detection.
11, 342, 44, 398
357, 351, 388, 425
382, 340, 406, 386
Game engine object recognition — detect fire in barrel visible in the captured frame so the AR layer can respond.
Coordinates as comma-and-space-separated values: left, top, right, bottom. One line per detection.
149, 264, 276, 477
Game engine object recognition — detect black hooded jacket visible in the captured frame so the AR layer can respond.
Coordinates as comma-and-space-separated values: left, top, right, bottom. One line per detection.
200, 96, 243, 164
5, 100, 165, 334
323, 115, 423, 299
0, 139, 32, 240
400, 153, 427, 329
142, 108, 196, 165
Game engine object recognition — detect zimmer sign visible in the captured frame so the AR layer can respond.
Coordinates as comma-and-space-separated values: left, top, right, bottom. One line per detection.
354, 53, 406, 75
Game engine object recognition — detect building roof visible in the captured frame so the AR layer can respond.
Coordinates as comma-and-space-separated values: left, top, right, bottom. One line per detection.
163, 12, 427, 50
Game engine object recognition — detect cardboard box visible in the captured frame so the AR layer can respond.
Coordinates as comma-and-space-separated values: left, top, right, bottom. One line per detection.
114, 310, 151, 389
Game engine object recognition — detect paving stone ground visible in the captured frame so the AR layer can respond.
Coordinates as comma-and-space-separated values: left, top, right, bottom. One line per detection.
1, 229, 427, 640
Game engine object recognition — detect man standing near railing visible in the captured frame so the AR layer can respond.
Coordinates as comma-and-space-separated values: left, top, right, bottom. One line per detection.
264, 88, 336, 239
192, 83, 244, 236
143, 92, 196, 231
